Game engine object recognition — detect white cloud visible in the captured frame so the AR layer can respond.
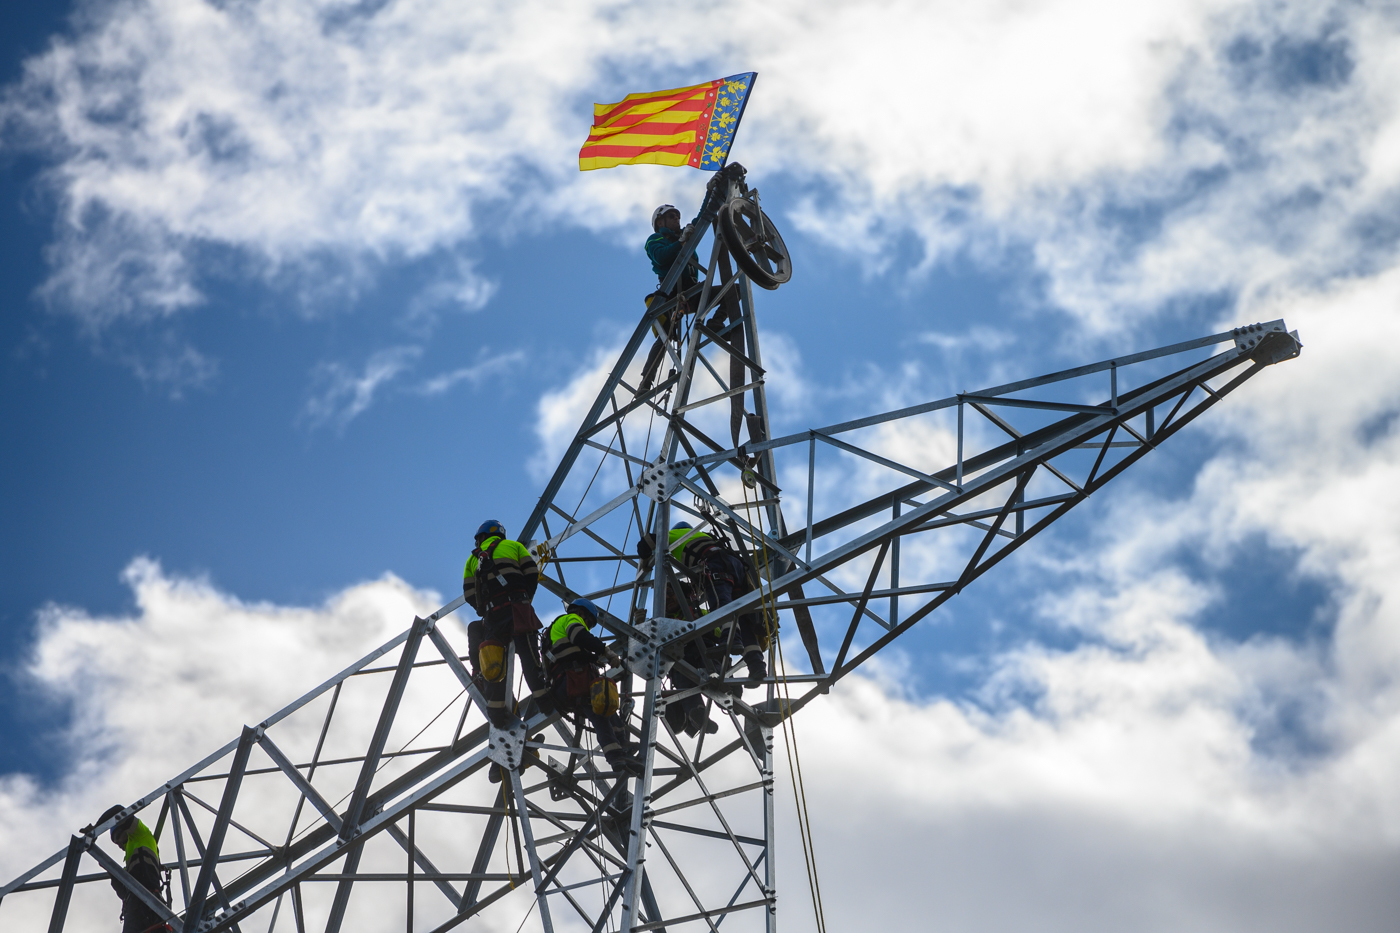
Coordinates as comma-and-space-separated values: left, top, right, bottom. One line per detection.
4, 533, 1400, 931
9, 0, 1400, 337
531, 329, 641, 481
414, 348, 524, 397
8, 0, 1400, 927
0, 559, 464, 931
917, 327, 1015, 355
302, 344, 421, 429
403, 258, 499, 328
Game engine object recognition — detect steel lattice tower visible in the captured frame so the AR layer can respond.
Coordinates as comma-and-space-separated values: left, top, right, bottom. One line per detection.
2, 166, 1301, 933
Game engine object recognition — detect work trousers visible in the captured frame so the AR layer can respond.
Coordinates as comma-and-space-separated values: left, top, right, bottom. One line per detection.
699, 552, 767, 658
550, 676, 626, 761
467, 606, 549, 723
117, 858, 165, 933
665, 640, 711, 732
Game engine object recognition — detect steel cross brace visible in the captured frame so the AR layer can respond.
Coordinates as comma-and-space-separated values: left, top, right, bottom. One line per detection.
3, 271, 1298, 933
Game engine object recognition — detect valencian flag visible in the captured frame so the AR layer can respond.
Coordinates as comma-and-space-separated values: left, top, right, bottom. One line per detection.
579, 73, 756, 171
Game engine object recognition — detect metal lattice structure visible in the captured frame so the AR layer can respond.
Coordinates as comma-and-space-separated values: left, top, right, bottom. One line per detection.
2, 166, 1301, 933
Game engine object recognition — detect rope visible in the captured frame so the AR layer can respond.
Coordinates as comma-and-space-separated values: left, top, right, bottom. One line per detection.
572, 425, 620, 520
740, 484, 828, 933
511, 895, 538, 933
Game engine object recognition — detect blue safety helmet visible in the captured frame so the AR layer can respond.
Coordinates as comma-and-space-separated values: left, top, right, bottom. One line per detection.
671, 522, 692, 531
475, 519, 507, 544
567, 598, 600, 626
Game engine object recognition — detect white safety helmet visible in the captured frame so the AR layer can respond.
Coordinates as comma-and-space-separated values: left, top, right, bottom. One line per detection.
651, 204, 680, 230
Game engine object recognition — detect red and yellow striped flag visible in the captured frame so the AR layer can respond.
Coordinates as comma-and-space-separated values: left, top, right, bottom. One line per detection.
578, 73, 756, 172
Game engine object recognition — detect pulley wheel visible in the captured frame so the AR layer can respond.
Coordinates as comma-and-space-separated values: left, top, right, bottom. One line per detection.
718, 197, 792, 290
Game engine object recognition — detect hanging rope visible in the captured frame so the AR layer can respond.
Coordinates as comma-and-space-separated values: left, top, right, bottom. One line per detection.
740, 483, 828, 933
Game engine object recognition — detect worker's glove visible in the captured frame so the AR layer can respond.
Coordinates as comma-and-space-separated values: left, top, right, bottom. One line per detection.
636, 533, 655, 562
681, 223, 695, 240
605, 649, 623, 667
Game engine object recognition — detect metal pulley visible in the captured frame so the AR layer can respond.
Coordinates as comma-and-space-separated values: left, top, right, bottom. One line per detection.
718, 196, 792, 290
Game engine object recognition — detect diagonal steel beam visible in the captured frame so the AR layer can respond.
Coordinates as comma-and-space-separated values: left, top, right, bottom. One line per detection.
341, 615, 430, 842
185, 725, 255, 928
522, 308, 668, 543
88, 843, 184, 932
46, 836, 85, 933
508, 769, 555, 933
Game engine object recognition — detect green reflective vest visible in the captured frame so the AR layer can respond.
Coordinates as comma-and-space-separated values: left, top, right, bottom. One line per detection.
549, 612, 591, 645
124, 819, 159, 864
463, 536, 533, 580
462, 536, 539, 611
668, 527, 712, 564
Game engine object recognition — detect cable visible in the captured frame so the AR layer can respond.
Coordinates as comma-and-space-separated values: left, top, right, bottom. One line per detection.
741, 482, 828, 933
283, 686, 467, 847
511, 892, 538, 933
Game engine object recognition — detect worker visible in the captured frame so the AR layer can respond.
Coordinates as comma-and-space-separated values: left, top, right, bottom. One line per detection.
631, 545, 719, 736
640, 522, 769, 687
94, 805, 168, 933
638, 204, 702, 393
646, 204, 699, 295
464, 519, 554, 727
542, 597, 641, 776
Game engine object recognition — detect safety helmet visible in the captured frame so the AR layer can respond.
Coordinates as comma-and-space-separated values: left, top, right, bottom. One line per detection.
672, 521, 692, 531
567, 597, 600, 626
475, 519, 507, 544
651, 204, 680, 230
98, 804, 135, 841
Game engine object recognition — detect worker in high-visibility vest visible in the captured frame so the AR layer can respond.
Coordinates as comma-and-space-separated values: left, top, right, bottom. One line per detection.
95, 805, 168, 933
633, 543, 718, 737
640, 522, 769, 688
464, 519, 554, 727
542, 597, 641, 776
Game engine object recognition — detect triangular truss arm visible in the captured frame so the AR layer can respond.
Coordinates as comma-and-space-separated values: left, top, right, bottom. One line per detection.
2, 157, 1300, 933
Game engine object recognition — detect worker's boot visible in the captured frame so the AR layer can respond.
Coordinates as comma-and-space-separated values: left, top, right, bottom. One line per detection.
665, 700, 688, 735
519, 734, 543, 774
485, 702, 512, 727
607, 751, 644, 777
684, 703, 718, 737
743, 652, 767, 689
638, 340, 666, 393
518, 692, 555, 721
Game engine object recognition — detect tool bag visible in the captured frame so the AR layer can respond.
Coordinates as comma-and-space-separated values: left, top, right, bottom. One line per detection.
562, 669, 594, 701
590, 677, 620, 717
558, 670, 619, 717
478, 643, 506, 682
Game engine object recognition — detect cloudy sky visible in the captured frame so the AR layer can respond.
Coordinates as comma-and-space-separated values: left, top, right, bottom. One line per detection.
3, 0, 1400, 930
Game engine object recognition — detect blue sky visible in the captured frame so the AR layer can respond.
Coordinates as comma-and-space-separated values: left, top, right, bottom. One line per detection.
3, 1, 1400, 930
